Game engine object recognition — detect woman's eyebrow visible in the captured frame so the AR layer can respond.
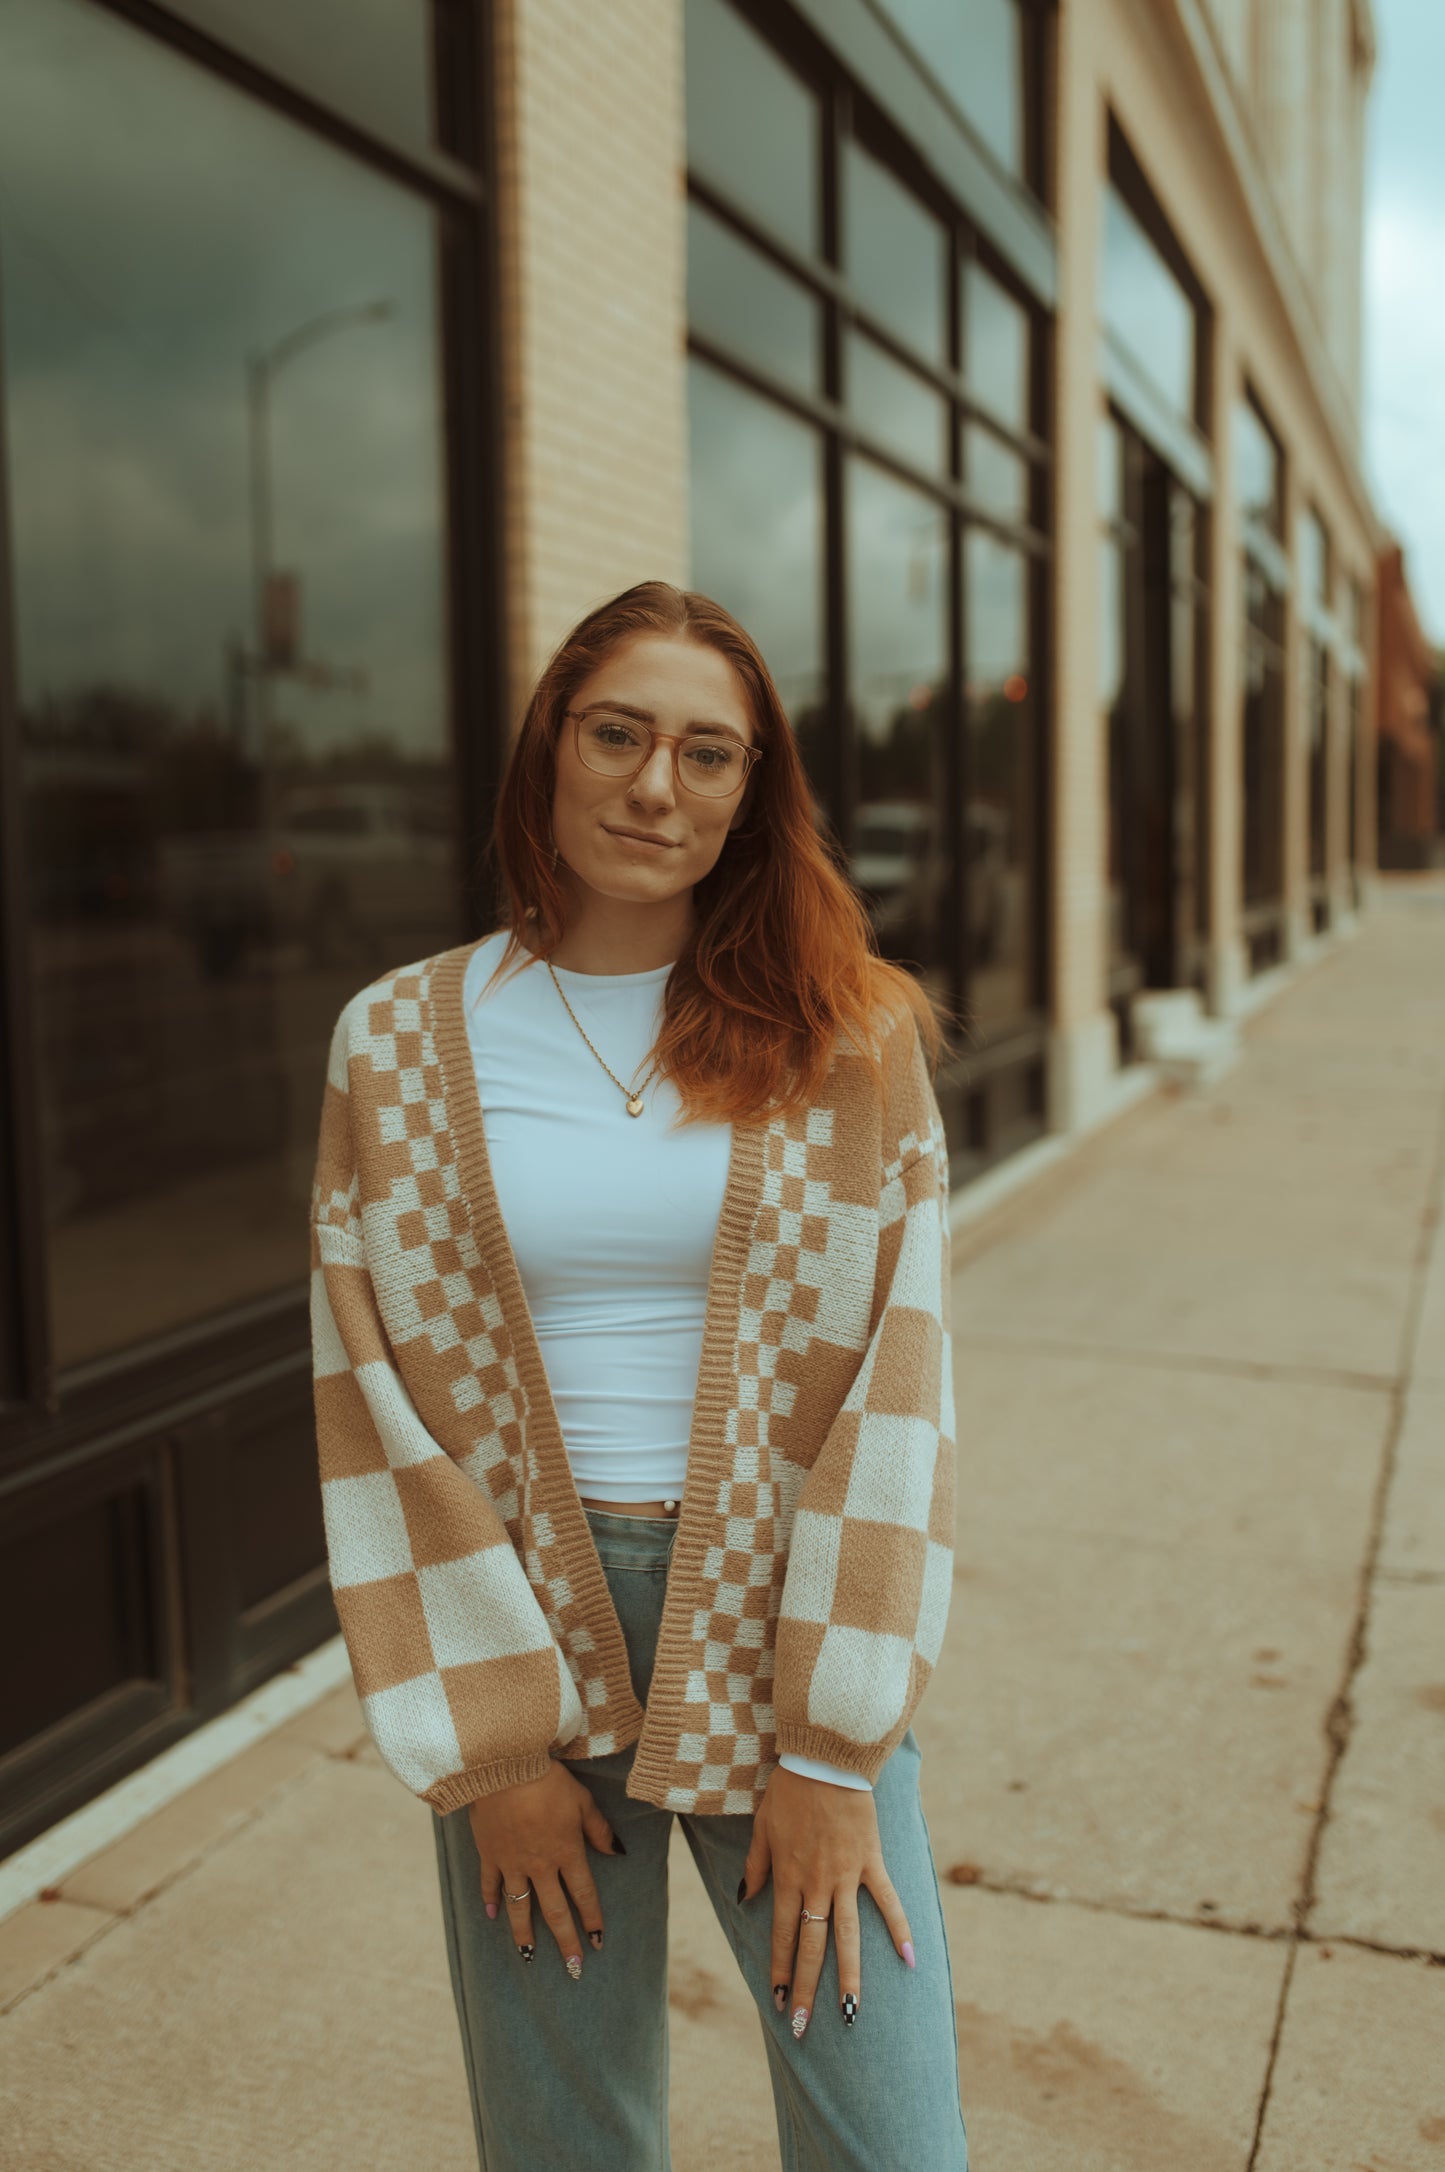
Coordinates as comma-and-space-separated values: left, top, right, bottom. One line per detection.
575, 701, 749, 745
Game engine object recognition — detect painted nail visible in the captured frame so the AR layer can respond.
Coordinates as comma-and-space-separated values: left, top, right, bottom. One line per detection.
791, 2005, 809, 2040
565, 1953, 583, 1980
901, 1941, 916, 1970
736, 1876, 748, 1903
588, 1929, 604, 1950
518, 1944, 535, 1963
773, 1983, 789, 2013
841, 1992, 858, 2026
485, 1901, 498, 1919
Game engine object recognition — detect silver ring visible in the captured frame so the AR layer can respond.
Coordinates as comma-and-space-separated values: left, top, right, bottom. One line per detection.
799, 1906, 830, 1923
504, 1886, 531, 1903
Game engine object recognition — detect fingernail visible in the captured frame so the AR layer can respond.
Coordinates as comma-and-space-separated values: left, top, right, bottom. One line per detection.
588, 1929, 604, 1950
841, 1992, 858, 2025
518, 1944, 535, 1963
773, 1983, 788, 2013
736, 1876, 747, 1903
485, 1901, 498, 1919
902, 1941, 916, 1970
791, 2005, 809, 2040
565, 1954, 583, 1980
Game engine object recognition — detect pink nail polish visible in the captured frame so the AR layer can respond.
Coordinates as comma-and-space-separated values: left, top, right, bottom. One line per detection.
902, 1941, 916, 1969
485, 1901, 498, 1919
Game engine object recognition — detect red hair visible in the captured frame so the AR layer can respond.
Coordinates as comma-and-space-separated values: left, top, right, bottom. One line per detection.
478, 581, 960, 1126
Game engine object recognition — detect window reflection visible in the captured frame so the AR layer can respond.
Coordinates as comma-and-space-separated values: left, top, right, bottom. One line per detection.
963, 261, 1030, 432
964, 532, 1035, 1025
847, 461, 951, 1006
687, 200, 821, 395
211, 0, 437, 144
844, 141, 948, 366
1, 0, 457, 1368
873, 0, 1027, 183
687, 358, 827, 762
1235, 395, 1282, 534
966, 422, 1029, 520
684, 0, 821, 259
1102, 185, 1196, 422
847, 332, 948, 474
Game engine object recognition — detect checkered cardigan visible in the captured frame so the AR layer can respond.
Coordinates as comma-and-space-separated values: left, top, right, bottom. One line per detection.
309, 938, 955, 1817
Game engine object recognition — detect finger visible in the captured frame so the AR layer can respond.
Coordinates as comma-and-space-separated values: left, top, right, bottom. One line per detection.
500, 1866, 536, 1963
533, 1869, 584, 1979
788, 1897, 833, 2042
477, 1852, 502, 1922
769, 1888, 802, 2024
833, 1887, 862, 2026
561, 1852, 607, 1952
862, 1860, 916, 1970
577, 1790, 627, 1858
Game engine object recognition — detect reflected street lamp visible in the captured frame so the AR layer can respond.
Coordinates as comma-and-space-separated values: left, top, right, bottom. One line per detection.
245, 300, 394, 758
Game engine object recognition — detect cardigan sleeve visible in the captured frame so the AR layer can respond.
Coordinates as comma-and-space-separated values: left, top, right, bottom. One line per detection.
309, 1001, 584, 1815
771, 1013, 956, 1786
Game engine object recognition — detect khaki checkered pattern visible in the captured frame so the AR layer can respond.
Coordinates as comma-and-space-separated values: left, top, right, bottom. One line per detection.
310, 941, 955, 1816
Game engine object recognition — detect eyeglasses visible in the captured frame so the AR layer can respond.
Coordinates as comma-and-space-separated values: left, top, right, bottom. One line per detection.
565, 706, 762, 800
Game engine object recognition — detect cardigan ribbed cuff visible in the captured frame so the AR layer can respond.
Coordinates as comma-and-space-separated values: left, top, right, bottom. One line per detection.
773, 1724, 893, 1786
424, 1747, 555, 1814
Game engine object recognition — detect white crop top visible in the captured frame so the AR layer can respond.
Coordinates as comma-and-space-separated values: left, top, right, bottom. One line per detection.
461, 931, 871, 1793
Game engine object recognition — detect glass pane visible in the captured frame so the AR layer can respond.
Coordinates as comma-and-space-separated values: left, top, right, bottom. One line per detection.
687, 360, 827, 764
963, 261, 1030, 432
964, 532, 1036, 1027
686, 200, 821, 396
847, 332, 948, 474
1299, 509, 1331, 608
1102, 185, 1196, 421
966, 423, 1030, 520
873, 0, 1025, 181
1235, 396, 1282, 535
195, 0, 435, 143
685, 0, 820, 259
847, 460, 952, 1008
844, 142, 948, 365
1, 0, 458, 1369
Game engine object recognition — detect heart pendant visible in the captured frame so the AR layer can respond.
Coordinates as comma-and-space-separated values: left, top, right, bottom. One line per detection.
626, 1095, 645, 1116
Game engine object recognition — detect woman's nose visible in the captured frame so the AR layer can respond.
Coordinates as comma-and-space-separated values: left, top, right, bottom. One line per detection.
630, 744, 677, 803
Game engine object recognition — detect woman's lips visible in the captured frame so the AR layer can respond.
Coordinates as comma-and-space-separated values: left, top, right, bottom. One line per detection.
604, 826, 675, 850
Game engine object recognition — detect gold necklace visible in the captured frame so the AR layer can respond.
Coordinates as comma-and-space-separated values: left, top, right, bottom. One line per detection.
546, 961, 660, 1117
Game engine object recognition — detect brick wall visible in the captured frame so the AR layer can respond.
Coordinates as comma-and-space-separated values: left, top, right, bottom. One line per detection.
491, 0, 690, 725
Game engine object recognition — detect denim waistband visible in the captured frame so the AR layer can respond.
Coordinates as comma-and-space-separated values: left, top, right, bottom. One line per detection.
582, 1501, 679, 1572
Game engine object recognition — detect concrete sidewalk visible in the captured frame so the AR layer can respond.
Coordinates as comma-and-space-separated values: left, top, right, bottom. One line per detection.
3, 882, 1443, 2172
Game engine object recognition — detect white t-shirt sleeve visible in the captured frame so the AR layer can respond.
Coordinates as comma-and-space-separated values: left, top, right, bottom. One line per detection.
778, 1749, 873, 1792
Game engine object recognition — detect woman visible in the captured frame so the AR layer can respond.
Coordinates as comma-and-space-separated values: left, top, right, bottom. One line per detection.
308, 581, 968, 2170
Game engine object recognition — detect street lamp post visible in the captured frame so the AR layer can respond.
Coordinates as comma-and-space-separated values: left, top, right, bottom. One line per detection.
244, 300, 393, 761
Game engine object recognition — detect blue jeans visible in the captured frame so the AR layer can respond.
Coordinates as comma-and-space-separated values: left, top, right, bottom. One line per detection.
432, 1504, 970, 2171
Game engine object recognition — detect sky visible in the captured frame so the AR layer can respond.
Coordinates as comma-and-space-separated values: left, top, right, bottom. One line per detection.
1364, 0, 1445, 642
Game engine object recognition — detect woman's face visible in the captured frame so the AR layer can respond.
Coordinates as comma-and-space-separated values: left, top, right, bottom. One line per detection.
550, 633, 758, 909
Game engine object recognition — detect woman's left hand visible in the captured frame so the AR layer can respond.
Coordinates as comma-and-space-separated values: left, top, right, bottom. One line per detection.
739, 1765, 916, 2041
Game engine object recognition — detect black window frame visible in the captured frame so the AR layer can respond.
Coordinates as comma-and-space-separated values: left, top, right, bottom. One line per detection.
1238, 384, 1290, 976
683, 0, 1056, 1186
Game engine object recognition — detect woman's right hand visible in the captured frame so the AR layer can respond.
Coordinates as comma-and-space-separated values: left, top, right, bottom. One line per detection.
465, 1758, 624, 1977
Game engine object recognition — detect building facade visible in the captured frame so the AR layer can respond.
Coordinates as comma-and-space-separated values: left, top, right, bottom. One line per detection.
0, 0, 1378, 1850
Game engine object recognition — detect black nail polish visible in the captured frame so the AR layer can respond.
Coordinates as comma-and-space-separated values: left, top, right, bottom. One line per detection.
737, 1875, 747, 1902
612, 1836, 628, 1856
518, 1944, 535, 1963
841, 1992, 858, 2026
773, 1983, 788, 2012
588, 1929, 604, 1950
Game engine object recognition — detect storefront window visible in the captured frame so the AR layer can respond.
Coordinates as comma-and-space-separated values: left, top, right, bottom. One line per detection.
687, 199, 822, 396
0, 0, 457, 1368
684, 0, 821, 259
847, 332, 949, 474
963, 261, 1031, 433
208, 0, 439, 144
844, 140, 948, 365
848, 461, 951, 1008
964, 531, 1036, 1026
873, 0, 1031, 186
1239, 389, 1287, 971
1103, 184, 1197, 424
1236, 394, 1283, 533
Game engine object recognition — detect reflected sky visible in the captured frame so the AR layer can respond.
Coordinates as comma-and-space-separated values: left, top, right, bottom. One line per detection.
1366, 0, 1445, 637
0, 0, 446, 756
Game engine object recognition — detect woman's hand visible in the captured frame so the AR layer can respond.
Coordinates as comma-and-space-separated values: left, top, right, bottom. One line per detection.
465, 1758, 624, 1978
740, 1766, 915, 2039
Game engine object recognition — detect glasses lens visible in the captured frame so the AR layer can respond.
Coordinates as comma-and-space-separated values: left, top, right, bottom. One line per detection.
679, 738, 746, 796
577, 713, 649, 773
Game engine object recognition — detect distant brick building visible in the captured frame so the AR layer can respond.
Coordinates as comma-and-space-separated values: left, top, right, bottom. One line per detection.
1375, 542, 1441, 868
0, 0, 1383, 1848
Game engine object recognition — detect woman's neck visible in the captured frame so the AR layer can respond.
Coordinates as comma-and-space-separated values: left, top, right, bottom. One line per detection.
521, 894, 694, 976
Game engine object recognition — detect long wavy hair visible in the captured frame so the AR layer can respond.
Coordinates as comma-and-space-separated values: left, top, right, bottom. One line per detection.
477, 580, 961, 1126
